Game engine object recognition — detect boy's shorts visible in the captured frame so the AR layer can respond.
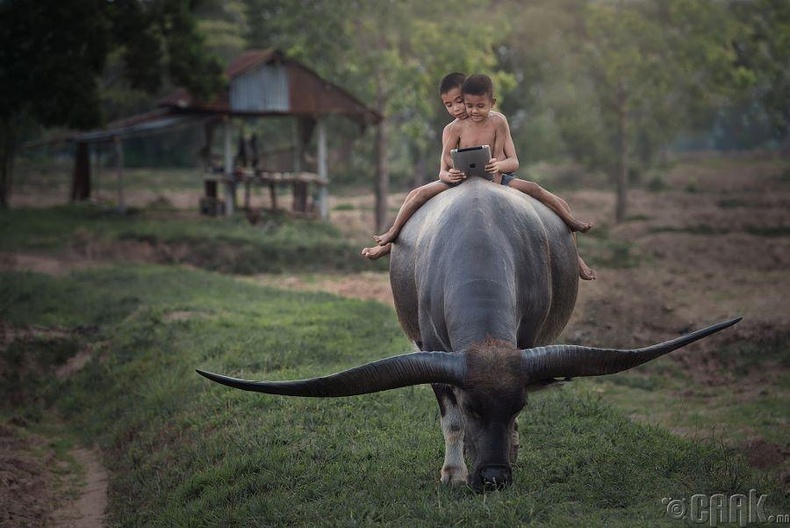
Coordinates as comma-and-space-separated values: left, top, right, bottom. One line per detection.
446, 173, 516, 187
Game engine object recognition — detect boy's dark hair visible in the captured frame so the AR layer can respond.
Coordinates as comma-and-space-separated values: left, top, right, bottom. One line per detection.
462, 74, 494, 99
439, 72, 466, 95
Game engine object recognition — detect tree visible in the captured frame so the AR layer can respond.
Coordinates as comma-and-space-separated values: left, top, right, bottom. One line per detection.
576, 0, 751, 221
0, 0, 224, 208
495, 0, 595, 165
498, 0, 752, 222
341, 0, 511, 231
730, 0, 790, 143
195, 0, 249, 63
245, 0, 507, 231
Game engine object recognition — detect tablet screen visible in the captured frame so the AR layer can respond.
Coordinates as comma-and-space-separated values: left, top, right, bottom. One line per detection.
451, 145, 492, 180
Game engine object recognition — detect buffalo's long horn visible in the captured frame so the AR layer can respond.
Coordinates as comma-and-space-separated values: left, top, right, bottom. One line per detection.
196, 351, 466, 397
520, 317, 741, 383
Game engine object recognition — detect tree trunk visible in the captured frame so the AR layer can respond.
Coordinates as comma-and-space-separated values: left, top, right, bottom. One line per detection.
0, 117, 17, 208
615, 80, 628, 223
412, 144, 426, 188
71, 141, 91, 201
374, 75, 389, 233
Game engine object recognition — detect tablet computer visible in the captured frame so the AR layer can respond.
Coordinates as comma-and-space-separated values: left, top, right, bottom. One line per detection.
451, 145, 492, 180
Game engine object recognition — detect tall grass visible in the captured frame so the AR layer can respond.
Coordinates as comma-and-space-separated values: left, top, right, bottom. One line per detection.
0, 204, 387, 273
1, 265, 784, 527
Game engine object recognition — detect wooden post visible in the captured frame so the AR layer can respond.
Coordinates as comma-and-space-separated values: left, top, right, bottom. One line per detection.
317, 119, 328, 220
93, 142, 101, 201
293, 119, 302, 172
374, 73, 389, 233
269, 181, 277, 212
292, 119, 303, 214
244, 179, 251, 211
616, 79, 628, 223
292, 179, 308, 213
114, 136, 125, 214
71, 141, 91, 201
223, 116, 234, 216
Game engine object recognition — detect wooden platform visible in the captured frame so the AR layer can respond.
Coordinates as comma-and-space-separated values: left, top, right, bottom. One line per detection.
202, 169, 327, 217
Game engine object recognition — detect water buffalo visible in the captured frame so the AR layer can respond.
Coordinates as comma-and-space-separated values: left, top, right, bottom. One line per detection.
197, 177, 739, 491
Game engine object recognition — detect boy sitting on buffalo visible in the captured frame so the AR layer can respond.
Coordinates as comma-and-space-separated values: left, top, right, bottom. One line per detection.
363, 73, 594, 281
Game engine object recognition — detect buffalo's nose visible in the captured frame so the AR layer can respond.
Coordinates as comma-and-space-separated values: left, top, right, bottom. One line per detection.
475, 465, 512, 491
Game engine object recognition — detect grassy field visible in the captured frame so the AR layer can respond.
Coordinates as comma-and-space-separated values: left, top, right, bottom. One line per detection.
0, 204, 387, 274
1, 264, 781, 527
2, 155, 789, 526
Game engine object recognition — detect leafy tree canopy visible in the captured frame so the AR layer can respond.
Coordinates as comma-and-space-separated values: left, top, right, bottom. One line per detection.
0, 0, 224, 207
730, 0, 790, 137
0, 0, 224, 131
4, 0, 786, 215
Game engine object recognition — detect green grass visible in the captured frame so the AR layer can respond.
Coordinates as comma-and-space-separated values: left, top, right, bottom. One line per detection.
579, 367, 790, 449
0, 204, 387, 273
577, 226, 642, 270
745, 225, 790, 237
575, 329, 790, 455
718, 198, 748, 209
116, 168, 205, 193
2, 265, 786, 527
649, 225, 732, 236
648, 224, 790, 238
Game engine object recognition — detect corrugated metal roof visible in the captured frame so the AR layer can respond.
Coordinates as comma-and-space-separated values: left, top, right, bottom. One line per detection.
57, 49, 380, 147
225, 49, 285, 78
72, 109, 216, 142
157, 49, 381, 125
230, 62, 289, 113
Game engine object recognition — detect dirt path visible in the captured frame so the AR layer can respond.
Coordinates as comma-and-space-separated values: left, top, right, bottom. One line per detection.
248, 271, 394, 306
0, 420, 107, 528
52, 448, 108, 528
0, 318, 108, 528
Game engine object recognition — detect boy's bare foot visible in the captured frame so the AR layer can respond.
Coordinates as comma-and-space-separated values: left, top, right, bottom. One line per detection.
569, 218, 593, 233
361, 244, 391, 260
373, 230, 397, 246
579, 257, 596, 280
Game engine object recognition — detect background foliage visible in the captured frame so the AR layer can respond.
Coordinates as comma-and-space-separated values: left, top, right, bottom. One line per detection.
3, 0, 789, 216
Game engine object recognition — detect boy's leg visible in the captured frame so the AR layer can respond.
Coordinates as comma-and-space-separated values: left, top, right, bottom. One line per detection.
368, 187, 420, 249
578, 255, 596, 280
508, 178, 596, 280
374, 180, 451, 245
363, 181, 447, 258
361, 243, 391, 260
508, 179, 592, 233
571, 231, 596, 280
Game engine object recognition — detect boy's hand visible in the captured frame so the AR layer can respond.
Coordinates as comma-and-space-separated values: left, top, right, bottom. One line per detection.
442, 169, 466, 184
485, 158, 501, 175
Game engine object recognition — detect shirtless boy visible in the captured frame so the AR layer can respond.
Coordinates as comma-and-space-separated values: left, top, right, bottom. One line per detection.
360, 73, 470, 261
362, 73, 595, 280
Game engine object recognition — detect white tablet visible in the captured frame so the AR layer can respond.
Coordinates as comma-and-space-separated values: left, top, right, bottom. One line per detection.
451, 145, 492, 180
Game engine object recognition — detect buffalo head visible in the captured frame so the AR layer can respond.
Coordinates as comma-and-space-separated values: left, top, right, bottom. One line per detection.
197, 317, 739, 491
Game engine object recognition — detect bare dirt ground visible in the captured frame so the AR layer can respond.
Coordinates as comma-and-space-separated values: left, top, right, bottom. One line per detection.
2, 154, 789, 524
0, 321, 108, 528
